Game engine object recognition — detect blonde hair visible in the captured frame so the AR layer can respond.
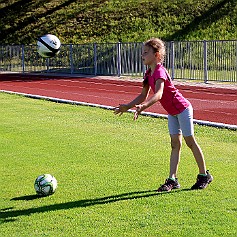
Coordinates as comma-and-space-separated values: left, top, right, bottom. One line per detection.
144, 38, 166, 62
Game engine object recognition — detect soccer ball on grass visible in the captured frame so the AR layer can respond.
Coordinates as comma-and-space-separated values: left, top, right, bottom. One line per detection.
34, 174, 58, 196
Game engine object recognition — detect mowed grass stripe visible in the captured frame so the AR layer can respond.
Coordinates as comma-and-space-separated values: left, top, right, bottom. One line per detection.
0, 93, 236, 237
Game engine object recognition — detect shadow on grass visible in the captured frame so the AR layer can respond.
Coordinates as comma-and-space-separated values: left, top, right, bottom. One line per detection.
1, 188, 191, 223
11, 194, 45, 201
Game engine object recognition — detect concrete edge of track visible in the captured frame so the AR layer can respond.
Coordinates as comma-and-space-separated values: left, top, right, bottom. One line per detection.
1, 90, 236, 131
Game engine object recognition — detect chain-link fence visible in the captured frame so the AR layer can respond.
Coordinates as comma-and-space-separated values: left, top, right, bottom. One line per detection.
0, 40, 236, 82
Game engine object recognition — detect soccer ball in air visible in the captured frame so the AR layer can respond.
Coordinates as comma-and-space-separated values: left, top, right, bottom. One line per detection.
37, 34, 61, 58
34, 174, 58, 196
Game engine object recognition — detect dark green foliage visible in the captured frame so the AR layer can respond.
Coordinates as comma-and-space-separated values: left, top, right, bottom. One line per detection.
0, 0, 236, 44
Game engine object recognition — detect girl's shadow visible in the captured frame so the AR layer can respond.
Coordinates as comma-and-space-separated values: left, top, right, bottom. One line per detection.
1, 188, 191, 223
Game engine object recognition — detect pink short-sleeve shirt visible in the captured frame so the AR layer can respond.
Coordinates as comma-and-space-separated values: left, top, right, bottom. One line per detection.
145, 64, 190, 115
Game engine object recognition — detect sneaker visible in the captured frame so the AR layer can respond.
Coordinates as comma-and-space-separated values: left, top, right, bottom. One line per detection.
157, 178, 181, 192
191, 170, 213, 190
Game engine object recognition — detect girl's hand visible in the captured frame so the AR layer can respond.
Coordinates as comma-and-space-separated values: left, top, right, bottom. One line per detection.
114, 104, 129, 116
134, 104, 144, 120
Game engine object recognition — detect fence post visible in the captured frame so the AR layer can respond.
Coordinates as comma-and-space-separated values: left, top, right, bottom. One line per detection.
171, 41, 175, 80
46, 58, 49, 73
117, 42, 121, 77
93, 43, 97, 76
69, 44, 74, 74
21, 45, 25, 73
203, 40, 208, 83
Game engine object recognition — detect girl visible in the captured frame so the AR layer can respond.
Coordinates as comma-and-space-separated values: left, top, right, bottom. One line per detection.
114, 38, 213, 192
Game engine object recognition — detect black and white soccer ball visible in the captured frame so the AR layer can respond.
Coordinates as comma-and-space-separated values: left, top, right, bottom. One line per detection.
34, 174, 58, 196
37, 34, 61, 58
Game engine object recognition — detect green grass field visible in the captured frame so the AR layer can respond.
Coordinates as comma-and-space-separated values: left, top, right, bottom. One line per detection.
0, 93, 236, 237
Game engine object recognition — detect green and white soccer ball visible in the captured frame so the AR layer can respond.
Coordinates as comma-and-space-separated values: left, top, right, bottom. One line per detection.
37, 34, 61, 58
34, 174, 57, 196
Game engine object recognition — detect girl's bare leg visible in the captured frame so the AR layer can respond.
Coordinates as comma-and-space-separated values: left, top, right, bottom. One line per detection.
184, 135, 206, 174
169, 134, 182, 178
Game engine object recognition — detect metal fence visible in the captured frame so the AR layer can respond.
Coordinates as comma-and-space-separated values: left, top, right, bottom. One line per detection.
0, 40, 237, 82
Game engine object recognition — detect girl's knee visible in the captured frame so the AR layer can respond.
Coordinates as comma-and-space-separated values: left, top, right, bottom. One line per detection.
170, 135, 182, 149
184, 135, 197, 149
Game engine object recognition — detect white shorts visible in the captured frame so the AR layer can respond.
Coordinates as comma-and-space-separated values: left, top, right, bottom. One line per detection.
168, 105, 194, 137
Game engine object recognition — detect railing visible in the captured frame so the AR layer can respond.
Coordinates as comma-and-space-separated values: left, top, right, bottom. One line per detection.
0, 40, 237, 82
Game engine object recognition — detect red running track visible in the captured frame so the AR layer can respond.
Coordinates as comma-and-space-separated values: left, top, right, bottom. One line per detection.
0, 73, 236, 126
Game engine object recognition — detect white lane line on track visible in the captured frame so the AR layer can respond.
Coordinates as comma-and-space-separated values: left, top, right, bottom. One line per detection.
0, 88, 122, 102
2, 79, 142, 88
6, 80, 236, 101
0, 83, 138, 95
2, 79, 236, 98
201, 109, 235, 116
28, 81, 142, 91
189, 98, 237, 104
2, 84, 236, 104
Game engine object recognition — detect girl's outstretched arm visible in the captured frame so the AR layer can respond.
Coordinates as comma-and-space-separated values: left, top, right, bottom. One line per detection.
134, 79, 164, 120
114, 84, 150, 116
